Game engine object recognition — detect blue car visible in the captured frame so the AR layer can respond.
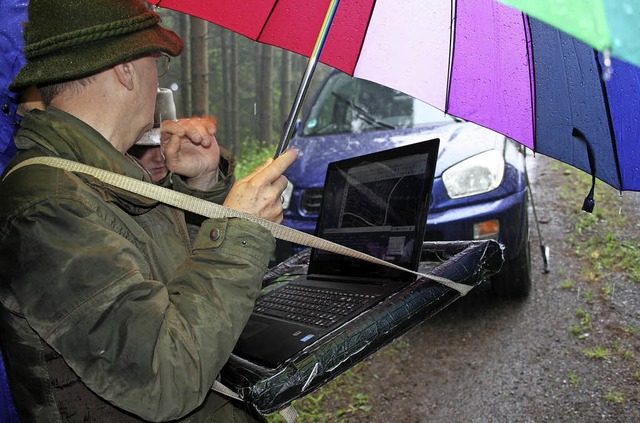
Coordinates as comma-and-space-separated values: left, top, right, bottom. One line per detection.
278, 71, 531, 298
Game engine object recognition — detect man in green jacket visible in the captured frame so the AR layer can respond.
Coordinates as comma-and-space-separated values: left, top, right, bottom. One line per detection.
0, 0, 297, 421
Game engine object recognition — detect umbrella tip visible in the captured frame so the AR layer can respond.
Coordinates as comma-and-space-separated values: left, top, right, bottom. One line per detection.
582, 194, 595, 213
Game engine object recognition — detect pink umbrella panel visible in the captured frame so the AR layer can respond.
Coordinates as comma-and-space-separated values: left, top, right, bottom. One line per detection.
151, 0, 640, 192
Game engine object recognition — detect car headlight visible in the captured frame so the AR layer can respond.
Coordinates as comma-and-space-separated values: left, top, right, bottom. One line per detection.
442, 150, 505, 198
281, 180, 294, 209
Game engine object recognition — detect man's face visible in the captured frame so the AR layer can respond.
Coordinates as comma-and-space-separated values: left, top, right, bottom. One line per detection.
131, 55, 162, 137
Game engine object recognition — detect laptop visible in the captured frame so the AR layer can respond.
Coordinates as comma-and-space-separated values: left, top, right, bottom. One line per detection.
233, 138, 440, 367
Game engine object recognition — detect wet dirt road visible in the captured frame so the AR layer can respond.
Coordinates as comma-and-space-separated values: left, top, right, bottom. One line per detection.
350, 154, 640, 423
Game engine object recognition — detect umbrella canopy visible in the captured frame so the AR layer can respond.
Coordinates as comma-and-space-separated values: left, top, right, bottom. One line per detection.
498, 0, 640, 70
150, 0, 640, 195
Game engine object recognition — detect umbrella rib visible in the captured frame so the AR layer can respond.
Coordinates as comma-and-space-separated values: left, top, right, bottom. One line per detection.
255, 1, 281, 41
522, 12, 536, 152
445, 0, 455, 114
592, 50, 624, 190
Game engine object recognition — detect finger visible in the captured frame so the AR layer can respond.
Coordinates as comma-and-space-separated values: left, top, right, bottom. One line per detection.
163, 117, 215, 147
252, 149, 298, 184
241, 158, 274, 181
160, 119, 185, 137
273, 210, 283, 224
271, 174, 289, 194
183, 117, 217, 144
179, 119, 212, 147
161, 134, 182, 163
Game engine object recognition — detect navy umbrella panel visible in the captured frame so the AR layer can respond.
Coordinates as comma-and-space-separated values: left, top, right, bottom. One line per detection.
596, 57, 640, 191
530, 17, 640, 192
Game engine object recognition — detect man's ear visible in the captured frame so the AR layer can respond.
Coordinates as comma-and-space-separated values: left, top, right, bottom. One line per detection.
113, 62, 135, 90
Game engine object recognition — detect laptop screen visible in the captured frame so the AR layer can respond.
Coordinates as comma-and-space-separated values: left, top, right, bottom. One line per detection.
307, 139, 439, 281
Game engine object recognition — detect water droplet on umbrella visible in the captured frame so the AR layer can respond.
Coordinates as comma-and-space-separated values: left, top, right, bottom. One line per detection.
602, 49, 613, 81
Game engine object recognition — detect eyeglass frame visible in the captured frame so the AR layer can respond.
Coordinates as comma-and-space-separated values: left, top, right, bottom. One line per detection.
151, 52, 171, 78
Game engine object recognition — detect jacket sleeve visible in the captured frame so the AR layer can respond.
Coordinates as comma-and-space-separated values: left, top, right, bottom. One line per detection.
168, 147, 236, 204
3, 192, 273, 420
168, 150, 236, 242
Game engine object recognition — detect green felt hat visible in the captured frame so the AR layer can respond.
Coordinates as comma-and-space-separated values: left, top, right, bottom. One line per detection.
10, 0, 183, 92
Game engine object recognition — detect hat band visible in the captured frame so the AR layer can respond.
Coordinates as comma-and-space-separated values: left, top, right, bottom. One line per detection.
24, 11, 160, 60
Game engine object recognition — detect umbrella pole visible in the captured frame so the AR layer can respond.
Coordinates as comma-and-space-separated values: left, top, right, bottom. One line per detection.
524, 152, 550, 274
273, 0, 341, 158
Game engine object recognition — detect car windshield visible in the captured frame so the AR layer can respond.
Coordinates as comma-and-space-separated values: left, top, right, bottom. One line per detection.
301, 73, 455, 136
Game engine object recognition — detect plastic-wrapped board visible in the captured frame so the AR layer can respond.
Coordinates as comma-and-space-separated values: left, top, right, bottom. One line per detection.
221, 240, 504, 414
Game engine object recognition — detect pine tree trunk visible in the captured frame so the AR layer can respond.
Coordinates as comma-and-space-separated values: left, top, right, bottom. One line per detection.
230, 34, 240, 156
256, 44, 273, 145
190, 17, 208, 116
279, 50, 293, 133
178, 13, 191, 117
220, 30, 231, 153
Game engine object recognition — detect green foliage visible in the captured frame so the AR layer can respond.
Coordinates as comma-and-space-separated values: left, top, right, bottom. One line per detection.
265, 364, 372, 422
234, 142, 273, 180
603, 391, 625, 404
559, 278, 574, 289
584, 289, 594, 302
583, 346, 611, 360
558, 163, 640, 285
577, 309, 591, 328
381, 339, 411, 355
569, 309, 591, 340
601, 282, 614, 299
622, 350, 635, 360
568, 371, 579, 387
553, 163, 638, 414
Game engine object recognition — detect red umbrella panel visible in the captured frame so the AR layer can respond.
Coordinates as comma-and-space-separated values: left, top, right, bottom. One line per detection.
150, 0, 640, 193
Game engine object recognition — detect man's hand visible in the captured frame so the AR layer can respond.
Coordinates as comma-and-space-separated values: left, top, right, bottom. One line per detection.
224, 149, 298, 223
160, 116, 220, 190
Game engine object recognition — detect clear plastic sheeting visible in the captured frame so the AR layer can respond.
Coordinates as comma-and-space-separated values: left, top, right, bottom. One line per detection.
221, 240, 504, 414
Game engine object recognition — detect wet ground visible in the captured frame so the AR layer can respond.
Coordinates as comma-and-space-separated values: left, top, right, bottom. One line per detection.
323, 154, 640, 422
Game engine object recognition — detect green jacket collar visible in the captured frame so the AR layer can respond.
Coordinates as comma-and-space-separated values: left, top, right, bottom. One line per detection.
15, 107, 159, 211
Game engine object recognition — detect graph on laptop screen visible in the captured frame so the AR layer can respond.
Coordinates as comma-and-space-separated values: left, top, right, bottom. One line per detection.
309, 151, 432, 281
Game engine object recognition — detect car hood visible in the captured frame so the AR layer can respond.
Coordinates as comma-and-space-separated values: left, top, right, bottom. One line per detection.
285, 121, 507, 187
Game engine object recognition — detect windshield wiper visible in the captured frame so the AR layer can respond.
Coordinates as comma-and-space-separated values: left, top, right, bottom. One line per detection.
332, 91, 396, 130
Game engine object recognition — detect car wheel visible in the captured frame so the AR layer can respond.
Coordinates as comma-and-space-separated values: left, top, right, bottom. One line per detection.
491, 209, 532, 299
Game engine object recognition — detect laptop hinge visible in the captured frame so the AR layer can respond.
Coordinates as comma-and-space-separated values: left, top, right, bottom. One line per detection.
306, 273, 388, 285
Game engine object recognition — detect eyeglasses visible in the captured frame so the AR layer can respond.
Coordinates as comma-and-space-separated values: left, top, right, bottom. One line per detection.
152, 52, 171, 78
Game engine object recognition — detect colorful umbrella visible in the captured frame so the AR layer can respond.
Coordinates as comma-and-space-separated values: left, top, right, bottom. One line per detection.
150, 0, 640, 200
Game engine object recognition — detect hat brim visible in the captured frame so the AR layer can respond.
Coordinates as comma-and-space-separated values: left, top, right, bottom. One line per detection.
135, 128, 161, 146
10, 25, 183, 92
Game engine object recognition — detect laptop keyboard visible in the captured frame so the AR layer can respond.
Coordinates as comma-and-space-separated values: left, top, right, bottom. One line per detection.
254, 284, 381, 328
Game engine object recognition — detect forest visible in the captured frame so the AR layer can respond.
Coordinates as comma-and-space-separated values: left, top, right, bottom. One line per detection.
154, 7, 332, 163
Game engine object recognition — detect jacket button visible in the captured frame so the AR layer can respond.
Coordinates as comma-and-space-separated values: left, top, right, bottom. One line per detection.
209, 228, 220, 241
